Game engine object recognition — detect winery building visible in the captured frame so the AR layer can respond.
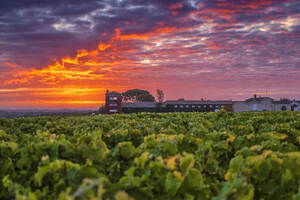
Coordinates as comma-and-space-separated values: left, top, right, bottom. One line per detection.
105, 91, 233, 114
104, 91, 299, 114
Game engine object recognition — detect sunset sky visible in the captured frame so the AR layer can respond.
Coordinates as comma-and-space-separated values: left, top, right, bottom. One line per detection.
0, 0, 300, 109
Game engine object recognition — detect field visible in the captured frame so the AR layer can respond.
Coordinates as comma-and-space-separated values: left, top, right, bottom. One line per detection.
1, 111, 300, 200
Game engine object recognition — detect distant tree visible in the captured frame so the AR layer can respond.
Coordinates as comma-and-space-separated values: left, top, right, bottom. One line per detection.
98, 105, 105, 114
136, 93, 155, 102
122, 89, 155, 102
156, 89, 165, 103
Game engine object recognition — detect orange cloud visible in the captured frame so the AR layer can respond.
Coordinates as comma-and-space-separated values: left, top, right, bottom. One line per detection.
98, 43, 111, 51
192, 8, 237, 21
169, 3, 183, 10
190, 1, 281, 22
207, 41, 221, 50
216, 1, 275, 10
172, 11, 178, 16
1, 24, 179, 108
115, 28, 149, 40
3, 62, 18, 68
115, 26, 175, 40
198, 2, 205, 8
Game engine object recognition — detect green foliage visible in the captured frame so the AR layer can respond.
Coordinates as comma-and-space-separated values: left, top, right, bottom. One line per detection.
0, 111, 300, 199
135, 93, 155, 102
122, 89, 155, 102
156, 89, 165, 103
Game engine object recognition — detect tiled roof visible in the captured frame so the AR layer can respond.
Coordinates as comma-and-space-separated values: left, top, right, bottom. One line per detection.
164, 100, 232, 105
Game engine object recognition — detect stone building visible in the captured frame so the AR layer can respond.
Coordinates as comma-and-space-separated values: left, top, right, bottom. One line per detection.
232, 95, 299, 112
105, 90, 122, 114
233, 95, 274, 112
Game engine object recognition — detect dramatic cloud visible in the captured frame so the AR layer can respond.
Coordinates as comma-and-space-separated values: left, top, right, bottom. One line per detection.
0, 0, 299, 109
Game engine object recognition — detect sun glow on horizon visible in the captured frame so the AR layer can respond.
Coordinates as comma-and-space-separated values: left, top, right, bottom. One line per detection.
1, 1, 300, 109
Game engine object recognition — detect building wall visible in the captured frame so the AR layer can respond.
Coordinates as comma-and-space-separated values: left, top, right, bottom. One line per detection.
233, 99, 275, 112
105, 92, 122, 114
122, 103, 233, 113
122, 107, 161, 113
165, 104, 232, 112
233, 102, 249, 112
233, 99, 300, 112
274, 104, 292, 111
292, 103, 299, 111
248, 99, 274, 111
221, 104, 233, 112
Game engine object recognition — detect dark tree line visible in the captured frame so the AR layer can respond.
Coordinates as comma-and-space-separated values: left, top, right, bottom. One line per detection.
122, 89, 164, 103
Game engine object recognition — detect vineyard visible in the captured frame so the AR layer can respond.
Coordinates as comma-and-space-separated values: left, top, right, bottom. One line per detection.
1, 111, 300, 200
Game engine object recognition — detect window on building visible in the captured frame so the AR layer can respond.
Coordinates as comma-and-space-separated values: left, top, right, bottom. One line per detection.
109, 109, 118, 113
109, 103, 117, 106
192, 105, 195, 108
180, 105, 183, 108
174, 105, 178, 108
221, 105, 224, 108
186, 105, 189, 108
204, 105, 207, 108
209, 105, 213, 108
198, 105, 201, 108
291, 104, 298, 111
252, 104, 257, 111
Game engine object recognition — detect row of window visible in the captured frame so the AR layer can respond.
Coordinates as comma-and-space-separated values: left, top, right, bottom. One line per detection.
173, 105, 225, 108
108, 103, 118, 106
109, 96, 119, 100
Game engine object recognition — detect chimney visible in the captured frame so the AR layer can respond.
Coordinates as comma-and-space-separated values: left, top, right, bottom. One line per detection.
106, 89, 109, 94
254, 94, 257, 99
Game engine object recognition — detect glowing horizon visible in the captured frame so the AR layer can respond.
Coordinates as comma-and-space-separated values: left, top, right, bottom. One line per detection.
1, 0, 299, 109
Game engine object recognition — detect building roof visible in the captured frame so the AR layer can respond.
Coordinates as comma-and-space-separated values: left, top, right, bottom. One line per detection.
290, 100, 300, 105
164, 100, 233, 105
122, 102, 157, 108
245, 97, 273, 103
106, 91, 121, 96
273, 99, 292, 104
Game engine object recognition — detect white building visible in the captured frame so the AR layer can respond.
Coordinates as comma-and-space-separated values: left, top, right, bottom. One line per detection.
233, 95, 299, 112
